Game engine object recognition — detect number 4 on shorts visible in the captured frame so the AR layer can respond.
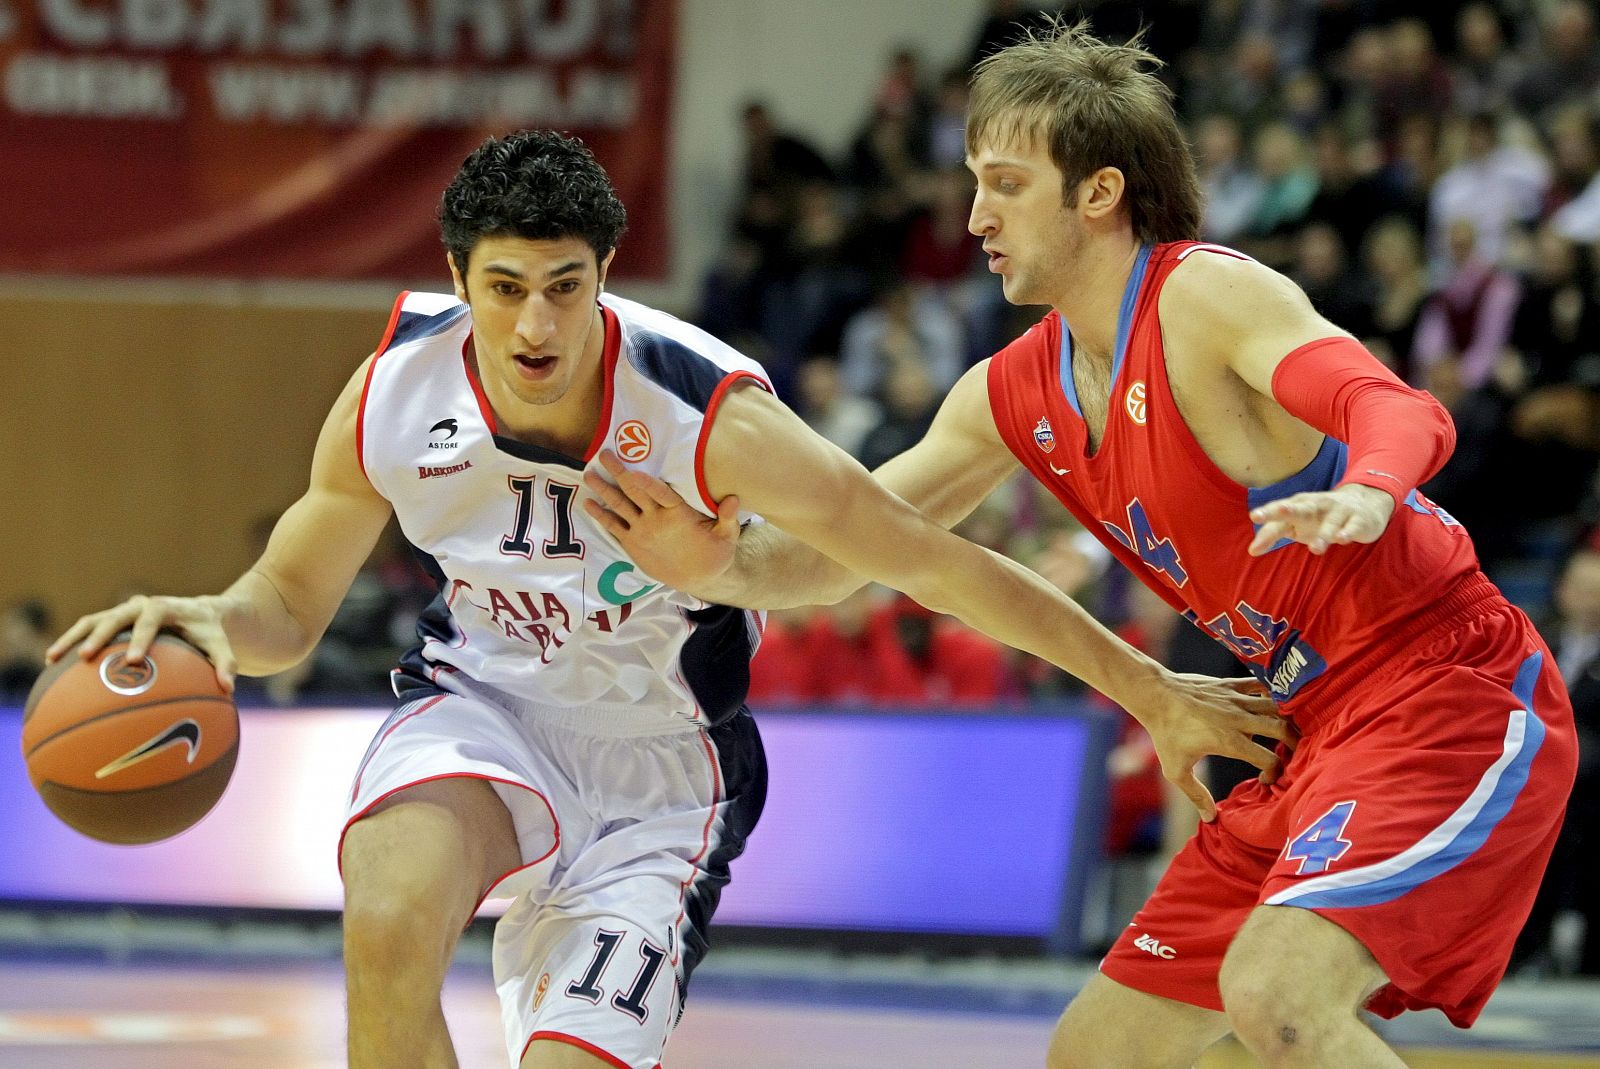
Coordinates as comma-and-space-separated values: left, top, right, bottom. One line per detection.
1283, 800, 1356, 876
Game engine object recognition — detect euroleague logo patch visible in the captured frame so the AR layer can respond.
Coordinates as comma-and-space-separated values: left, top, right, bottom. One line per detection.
1033, 416, 1056, 453
1125, 381, 1148, 425
615, 420, 652, 462
100, 651, 157, 696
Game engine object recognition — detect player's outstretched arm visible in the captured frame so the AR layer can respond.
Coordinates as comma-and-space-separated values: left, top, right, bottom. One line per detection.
47, 357, 395, 688
1163, 252, 1454, 555
583, 362, 1020, 609
696, 380, 1289, 818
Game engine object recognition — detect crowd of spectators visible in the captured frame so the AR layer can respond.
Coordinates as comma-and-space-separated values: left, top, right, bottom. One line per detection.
697, 0, 1600, 706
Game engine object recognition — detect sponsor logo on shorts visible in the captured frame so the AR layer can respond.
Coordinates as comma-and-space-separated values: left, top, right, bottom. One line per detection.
417, 461, 473, 479
1133, 933, 1176, 959
533, 972, 551, 1009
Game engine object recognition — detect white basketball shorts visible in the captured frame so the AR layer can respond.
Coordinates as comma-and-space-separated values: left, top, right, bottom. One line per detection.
340, 673, 766, 1068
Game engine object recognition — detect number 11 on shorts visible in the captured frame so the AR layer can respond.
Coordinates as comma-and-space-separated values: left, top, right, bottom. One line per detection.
1284, 800, 1357, 875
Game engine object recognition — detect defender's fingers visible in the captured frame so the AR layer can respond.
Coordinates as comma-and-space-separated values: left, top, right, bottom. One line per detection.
582, 498, 630, 536
1239, 712, 1293, 741
1230, 739, 1281, 773
583, 474, 642, 520
622, 468, 685, 510
1173, 772, 1217, 822
596, 450, 626, 477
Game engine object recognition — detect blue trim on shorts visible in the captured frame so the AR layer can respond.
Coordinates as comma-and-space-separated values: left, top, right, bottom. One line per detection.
1271, 651, 1547, 910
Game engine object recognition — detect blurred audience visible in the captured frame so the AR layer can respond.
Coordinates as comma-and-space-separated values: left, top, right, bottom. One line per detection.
0, 599, 51, 701
1517, 546, 1600, 975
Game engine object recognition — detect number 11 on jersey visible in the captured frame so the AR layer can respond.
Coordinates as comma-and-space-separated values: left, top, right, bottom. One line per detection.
501, 475, 584, 559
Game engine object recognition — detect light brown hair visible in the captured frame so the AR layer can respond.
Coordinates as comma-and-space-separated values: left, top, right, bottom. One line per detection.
967, 20, 1202, 244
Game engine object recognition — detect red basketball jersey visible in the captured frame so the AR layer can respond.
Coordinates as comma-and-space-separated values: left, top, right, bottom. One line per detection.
987, 242, 1482, 717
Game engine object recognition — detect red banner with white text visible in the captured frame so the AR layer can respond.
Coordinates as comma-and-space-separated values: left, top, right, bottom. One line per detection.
0, 0, 675, 280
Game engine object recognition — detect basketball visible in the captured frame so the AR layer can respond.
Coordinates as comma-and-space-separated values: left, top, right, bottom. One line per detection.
21, 632, 239, 845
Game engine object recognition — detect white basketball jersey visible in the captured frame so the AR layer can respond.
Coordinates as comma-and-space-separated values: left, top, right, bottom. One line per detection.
357, 291, 769, 724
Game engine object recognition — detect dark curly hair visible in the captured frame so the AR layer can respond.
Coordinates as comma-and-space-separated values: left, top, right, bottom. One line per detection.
440, 130, 628, 274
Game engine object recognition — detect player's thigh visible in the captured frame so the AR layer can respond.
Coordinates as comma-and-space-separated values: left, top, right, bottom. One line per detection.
1049, 972, 1229, 1069
1219, 904, 1386, 1018
341, 776, 522, 926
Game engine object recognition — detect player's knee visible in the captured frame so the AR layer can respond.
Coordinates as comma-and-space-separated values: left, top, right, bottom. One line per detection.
1217, 964, 1336, 1060
341, 829, 468, 967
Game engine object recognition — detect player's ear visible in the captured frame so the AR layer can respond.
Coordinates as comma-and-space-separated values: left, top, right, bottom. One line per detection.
1080, 166, 1126, 221
596, 248, 616, 294
447, 252, 468, 303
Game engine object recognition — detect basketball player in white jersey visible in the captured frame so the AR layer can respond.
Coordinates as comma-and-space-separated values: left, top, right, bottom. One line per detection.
48, 131, 1288, 1069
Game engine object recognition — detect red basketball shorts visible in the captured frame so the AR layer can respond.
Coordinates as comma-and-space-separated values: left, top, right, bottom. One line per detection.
1101, 597, 1577, 1027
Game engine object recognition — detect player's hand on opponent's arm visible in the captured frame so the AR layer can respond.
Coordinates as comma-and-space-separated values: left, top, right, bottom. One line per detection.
46, 594, 238, 693
582, 451, 741, 594
1133, 671, 1294, 821
1246, 483, 1397, 557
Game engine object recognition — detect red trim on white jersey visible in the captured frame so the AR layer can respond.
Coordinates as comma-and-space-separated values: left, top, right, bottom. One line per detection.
459, 333, 499, 434
694, 371, 772, 511
356, 290, 410, 483
582, 304, 623, 463
521, 1030, 647, 1069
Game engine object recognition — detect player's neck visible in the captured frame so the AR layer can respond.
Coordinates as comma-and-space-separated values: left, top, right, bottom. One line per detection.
1052, 234, 1142, 365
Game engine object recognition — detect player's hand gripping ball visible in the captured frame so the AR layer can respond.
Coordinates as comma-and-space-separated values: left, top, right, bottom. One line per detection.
22, 632, 239, 844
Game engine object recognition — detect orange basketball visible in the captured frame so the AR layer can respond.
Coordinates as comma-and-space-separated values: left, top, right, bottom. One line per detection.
22, 632, 239, 845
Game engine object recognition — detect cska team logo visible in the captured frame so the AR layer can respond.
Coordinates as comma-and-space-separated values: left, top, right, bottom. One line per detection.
1034, 416, 1056, 453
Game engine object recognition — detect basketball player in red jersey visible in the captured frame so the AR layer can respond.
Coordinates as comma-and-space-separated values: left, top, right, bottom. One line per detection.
586, 23, 1579, 1068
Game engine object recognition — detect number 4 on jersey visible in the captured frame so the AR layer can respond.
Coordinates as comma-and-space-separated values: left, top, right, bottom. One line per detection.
1103, 498, 1188, 587
1284, 800, 1356, 875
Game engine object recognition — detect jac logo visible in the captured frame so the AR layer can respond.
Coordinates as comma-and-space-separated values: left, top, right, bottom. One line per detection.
1133, 933, 1176, 959
100, 652, 157, 696
615, 420, 652, 462
1125, 381, 1148, 425
1033, 416, 1056, 453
